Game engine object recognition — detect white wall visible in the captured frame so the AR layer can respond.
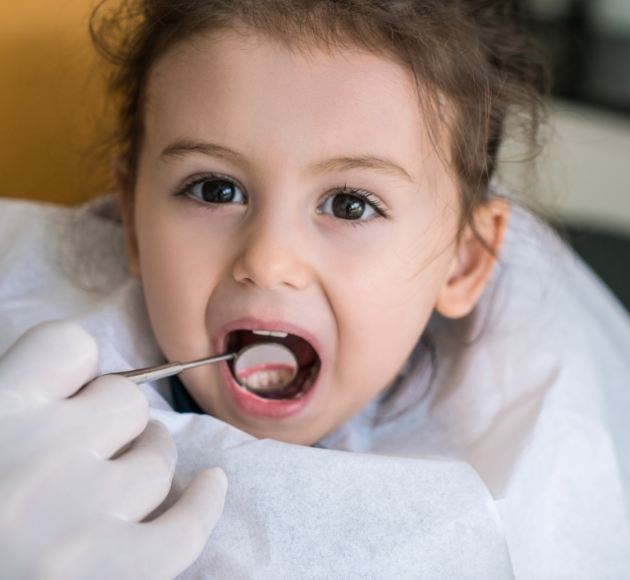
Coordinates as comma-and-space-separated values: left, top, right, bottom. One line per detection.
497, 100, 630, 235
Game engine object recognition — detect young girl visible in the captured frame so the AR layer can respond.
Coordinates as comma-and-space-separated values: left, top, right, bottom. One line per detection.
1, 1, 629, 578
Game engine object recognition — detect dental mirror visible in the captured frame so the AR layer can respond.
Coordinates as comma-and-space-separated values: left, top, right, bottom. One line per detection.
233, 342, 298, 393
113, 342, 298, 392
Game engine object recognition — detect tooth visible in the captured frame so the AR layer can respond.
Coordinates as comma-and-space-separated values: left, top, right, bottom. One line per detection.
251, 330, 289, 338
243, 367, 297, 393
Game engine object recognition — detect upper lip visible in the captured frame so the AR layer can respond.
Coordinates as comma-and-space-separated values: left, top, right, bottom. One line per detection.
215, 316, 323, 361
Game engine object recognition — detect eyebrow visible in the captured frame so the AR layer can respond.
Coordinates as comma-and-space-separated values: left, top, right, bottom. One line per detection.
160, 139, 413, 182
160, 140, 248, 165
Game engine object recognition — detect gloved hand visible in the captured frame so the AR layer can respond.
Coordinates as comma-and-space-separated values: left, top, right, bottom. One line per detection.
0, 321, 227, 580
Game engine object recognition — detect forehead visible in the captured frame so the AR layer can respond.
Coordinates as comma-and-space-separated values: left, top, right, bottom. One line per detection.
143, 29, 451, 185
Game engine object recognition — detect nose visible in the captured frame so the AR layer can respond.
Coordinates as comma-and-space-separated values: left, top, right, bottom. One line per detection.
231, 217, 313, 291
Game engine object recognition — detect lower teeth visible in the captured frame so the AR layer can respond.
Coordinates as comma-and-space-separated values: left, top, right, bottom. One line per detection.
243, 368, 295, 392
240, 362, 319, 400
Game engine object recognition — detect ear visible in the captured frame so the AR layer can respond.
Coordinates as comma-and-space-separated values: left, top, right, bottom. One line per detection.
435, 198, 509, 319
113, 157, 141, 279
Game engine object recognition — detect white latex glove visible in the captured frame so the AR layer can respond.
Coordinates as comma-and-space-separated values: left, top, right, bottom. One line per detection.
0, 321, 227, 580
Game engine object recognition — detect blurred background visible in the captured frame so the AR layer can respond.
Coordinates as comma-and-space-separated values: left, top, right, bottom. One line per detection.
0, 0, 628, 309
500, 0, 630, 311
0, 1, 112, 206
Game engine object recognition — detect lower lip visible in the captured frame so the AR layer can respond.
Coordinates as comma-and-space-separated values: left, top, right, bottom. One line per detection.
219, 361, 320, 419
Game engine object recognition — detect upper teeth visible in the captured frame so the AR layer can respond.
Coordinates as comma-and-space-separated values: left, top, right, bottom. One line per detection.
252, 330, 289, 338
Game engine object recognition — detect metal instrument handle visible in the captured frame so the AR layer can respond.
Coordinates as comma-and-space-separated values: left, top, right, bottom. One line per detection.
109, 353, 236, 384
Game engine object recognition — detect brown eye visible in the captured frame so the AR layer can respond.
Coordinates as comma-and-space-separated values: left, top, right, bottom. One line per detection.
318, 189, 379, 222
188, 178, 246, 204
332, 193, 366, 220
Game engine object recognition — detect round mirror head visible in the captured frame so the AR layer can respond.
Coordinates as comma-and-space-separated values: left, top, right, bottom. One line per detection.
233, 343, 298, 393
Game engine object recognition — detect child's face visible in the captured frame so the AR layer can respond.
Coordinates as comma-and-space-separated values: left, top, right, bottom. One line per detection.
128, 30, 471, 444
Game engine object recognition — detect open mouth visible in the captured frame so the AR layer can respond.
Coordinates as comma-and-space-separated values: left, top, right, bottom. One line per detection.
225, 329, 321, 400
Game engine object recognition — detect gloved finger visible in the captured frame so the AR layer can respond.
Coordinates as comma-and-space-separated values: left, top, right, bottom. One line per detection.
64, 374, 149, 459
0, 320, 99, 399
106, 420, 177, 523
134, 467, 228, 579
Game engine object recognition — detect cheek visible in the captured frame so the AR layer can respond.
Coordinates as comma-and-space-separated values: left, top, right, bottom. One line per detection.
326, 218, 454, 314
133, 201, 224, 357
326, 229, 453, 398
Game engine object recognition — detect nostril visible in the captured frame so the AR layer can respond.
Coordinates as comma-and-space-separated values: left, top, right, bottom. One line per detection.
231, 256, 254, 286
238, 275, 257, 288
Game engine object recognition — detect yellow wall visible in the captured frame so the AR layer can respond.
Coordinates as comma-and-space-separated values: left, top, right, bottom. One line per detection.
0, 1, 113, 205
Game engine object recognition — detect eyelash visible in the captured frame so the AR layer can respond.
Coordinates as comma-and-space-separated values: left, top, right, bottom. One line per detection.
335, 185, 390, 227
173, 172, 391, 225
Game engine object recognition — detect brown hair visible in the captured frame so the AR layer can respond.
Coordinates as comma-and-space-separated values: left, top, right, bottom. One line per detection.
90, 0, 550, 233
